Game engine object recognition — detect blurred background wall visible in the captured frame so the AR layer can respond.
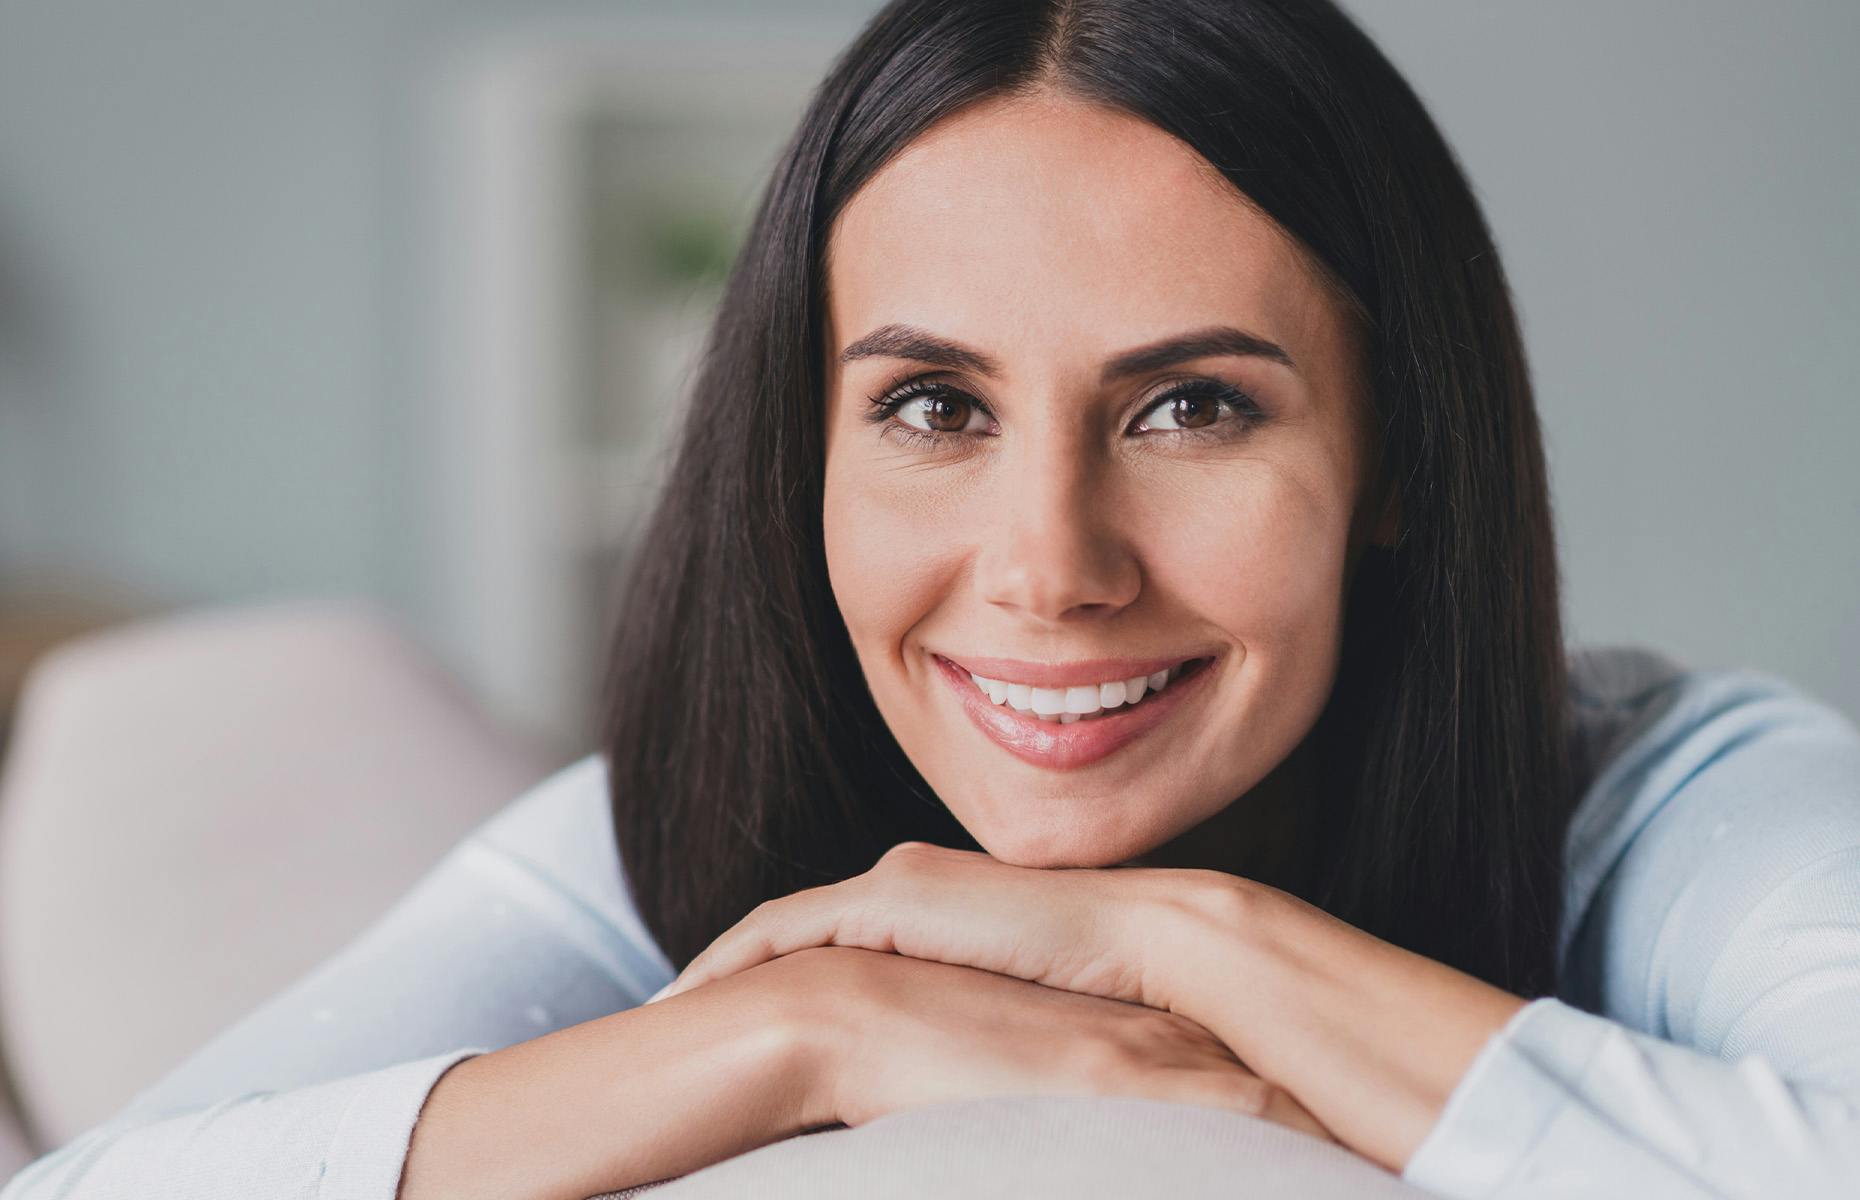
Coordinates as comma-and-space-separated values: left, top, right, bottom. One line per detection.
0, 0, 1855, 765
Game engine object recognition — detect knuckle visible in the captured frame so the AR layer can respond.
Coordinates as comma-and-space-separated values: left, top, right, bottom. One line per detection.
880, 840, 935, 863
1173, 872, 1258, 929
876, 841, 941, 878
1072, 1037, 1139, 1088
1233, 1075, 1274, 1115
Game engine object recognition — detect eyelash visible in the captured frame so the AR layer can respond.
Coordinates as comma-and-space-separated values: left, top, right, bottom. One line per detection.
860, 375, 1268, 451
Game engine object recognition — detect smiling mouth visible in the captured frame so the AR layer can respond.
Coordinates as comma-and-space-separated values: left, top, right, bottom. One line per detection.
947, 656, 1214, 722
929, 651, 1218, 771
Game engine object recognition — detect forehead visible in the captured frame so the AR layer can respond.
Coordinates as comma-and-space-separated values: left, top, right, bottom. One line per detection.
824, 93, 1340, 364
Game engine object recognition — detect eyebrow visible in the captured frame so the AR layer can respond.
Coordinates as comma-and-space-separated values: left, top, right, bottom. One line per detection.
836, 322, 1296, 381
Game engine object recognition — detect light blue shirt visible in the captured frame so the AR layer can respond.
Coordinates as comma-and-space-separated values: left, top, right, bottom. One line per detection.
1404, 645, 1860, 1195
4, 644, 1857, 1197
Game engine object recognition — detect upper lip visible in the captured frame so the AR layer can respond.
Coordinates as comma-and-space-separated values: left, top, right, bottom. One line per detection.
936, 651, 1213, 689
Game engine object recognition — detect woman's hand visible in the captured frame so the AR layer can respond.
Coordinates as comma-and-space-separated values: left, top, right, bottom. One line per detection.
748, 944, 1336, 1142
651, 838, 1529, 1173
650, 840, 1228, 1013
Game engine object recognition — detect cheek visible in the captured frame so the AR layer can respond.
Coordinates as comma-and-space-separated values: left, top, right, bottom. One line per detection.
822, 454, 969, 668
1140, 458, 1354, 656
1129, 460, 1354, 819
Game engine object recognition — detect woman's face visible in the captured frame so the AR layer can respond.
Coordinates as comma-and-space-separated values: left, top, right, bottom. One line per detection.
821, 93, 1384, 869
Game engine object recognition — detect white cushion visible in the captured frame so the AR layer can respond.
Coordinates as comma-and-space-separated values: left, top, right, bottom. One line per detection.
590, 1095, 1432, 1198
0, 600, 551, 1147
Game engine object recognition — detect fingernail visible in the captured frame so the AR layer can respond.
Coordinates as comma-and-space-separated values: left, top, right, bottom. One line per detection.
644, 980, 677, 1005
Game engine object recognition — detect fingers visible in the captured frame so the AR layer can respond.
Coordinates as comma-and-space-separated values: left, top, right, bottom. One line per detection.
661, 885, 852, 1000
658, 843, 956, 1000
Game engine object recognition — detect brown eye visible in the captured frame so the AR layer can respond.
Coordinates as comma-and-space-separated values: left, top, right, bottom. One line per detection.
919, 394, 972, 432
1168, 393, 1218, 428
887, 385, 989, 435
1131, 379, 1267, 436
864, 379, 997, 444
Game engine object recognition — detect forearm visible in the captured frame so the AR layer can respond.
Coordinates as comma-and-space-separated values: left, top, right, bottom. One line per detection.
1150, 879, 1527, 1173
400, 981, 823, 1200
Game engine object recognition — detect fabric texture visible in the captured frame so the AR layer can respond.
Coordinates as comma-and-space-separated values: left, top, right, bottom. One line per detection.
1398, 645, 1860, 1196
3, 643, 1857, 1199
0, 600, 551, 1148
586, 1095, 1428, 1199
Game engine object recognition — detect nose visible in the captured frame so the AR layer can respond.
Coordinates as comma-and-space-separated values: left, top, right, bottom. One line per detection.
974, 439, 1142, 624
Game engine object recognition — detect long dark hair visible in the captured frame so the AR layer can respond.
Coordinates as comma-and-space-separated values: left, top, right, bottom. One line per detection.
600, 0, 1573, 998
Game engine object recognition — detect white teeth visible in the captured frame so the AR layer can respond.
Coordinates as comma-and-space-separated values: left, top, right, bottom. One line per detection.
962, 659, 1202, 720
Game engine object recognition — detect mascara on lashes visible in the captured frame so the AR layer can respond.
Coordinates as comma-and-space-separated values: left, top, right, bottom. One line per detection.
861, 376, 1269, 449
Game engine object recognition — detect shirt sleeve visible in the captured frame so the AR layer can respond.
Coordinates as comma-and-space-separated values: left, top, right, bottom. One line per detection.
1401, 664, 1860, 1198
0, 1047, 489, 1200
0, 756, 673, 1200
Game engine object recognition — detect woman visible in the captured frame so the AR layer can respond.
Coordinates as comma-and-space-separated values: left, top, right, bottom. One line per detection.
8, 1, 1857, 1197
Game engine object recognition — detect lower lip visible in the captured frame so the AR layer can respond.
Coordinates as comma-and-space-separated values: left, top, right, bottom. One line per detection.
932, 653, 1215, 771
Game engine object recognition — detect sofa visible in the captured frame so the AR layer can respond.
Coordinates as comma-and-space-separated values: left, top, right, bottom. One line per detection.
0, 601, 1431, 1198
0, 600, 555, 1177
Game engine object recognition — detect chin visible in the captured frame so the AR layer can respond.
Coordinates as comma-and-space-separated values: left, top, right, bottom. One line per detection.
955, 802, 1162, 869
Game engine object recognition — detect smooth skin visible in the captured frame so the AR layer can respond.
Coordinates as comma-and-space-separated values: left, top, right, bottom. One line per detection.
820, 91, 1389, 882
401, 91, 1525, 1198
682, 91, 1528, 1164
399, 947, 1327, 1200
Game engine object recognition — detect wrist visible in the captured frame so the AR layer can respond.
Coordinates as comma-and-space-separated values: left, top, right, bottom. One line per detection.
1133, 867, 1277, 1019
1147, 873, 1532, 1171
753, 977, 848, 1133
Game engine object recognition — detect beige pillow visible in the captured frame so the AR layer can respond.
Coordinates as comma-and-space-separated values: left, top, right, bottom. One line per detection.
587, 1095, 1431, 1199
